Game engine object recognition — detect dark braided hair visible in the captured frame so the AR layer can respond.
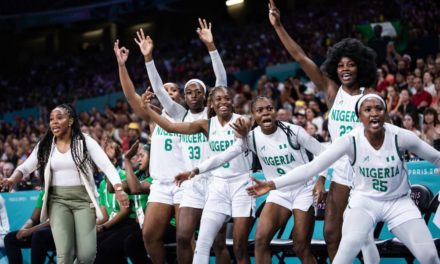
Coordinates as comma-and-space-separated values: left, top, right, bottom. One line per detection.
207, 86, 231, 118
37, 104, 93, 181
250, 96, 296, 139
321, 38, 377, 88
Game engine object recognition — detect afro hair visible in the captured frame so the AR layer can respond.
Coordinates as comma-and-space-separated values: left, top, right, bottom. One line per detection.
321, 38, 377, 88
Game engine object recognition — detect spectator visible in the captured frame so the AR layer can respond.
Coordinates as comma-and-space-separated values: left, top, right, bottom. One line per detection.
423, 71, 436, 96
305, 108, 323, 134
367, 25, 388, 65
411, 77, 432, 112
402, 113, 422, 138
421, 108, 440, 149
276, 108, 293, 123
397, 89, 418, 117
432, 77, 440, 110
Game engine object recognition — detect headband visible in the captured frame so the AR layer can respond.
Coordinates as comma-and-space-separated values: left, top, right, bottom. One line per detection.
355, 94, 387, 117
52, 106, 70, 115
184, 79, 206, 93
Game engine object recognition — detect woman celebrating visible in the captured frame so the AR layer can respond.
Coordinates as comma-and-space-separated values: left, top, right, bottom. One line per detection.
142, 86, 254, 264
2, 104, 129, 264
133, 19, 229, 264
115, 38, 186, 263
268, 0, 378, 261
248, 94, 440, 264
174, 96, 325, 264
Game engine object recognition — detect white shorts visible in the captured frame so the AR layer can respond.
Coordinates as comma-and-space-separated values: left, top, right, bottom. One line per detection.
204, 176, 256, 218
148, 180, 183, 205
330, 157, 354, 187
347, 193, 422, 230
266, 185, 314, 212
179, 176, 209, 209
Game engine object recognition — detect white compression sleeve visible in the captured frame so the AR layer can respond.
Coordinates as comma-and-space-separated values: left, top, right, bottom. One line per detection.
398, 128, 440, 166
193, 210, 229, 264
273, 135, 352, 189
333, 207, 375, 264
361, 229, 380, 264
210, 50, 227, 87
145, 60, 186, 120
391, 219, 440, 264
197, 139, 245, 174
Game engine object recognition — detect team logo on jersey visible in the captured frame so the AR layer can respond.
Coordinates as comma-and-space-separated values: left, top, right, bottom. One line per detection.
386, 155, 395, 162
278, 144, 287, 149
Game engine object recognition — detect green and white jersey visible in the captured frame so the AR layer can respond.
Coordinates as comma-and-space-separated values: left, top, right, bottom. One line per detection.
98, 179, 118, 216
208, 113, 252, 179
328, 87, 362, 140
351, 123, 409, 200
181, 107, 211, 171
150, 112, 186, 182
249, 122, 320, 188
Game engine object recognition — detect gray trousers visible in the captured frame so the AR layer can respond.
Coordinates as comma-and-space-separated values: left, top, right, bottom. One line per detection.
49, 186, 96, 264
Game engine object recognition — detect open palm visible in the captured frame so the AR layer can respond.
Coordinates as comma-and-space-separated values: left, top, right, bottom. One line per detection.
197, 18, 213, 44
134, 28, 154, 57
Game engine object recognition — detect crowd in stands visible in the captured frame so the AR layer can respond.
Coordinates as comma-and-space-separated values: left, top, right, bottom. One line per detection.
1, 0, 440, 190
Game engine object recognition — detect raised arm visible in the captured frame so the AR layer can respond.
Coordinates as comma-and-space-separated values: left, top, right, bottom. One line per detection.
141, 91, 208, 136
114, 40, 150, 121
295, 125, 326, 156
249, 135, 351, 195
197, 18, 227, 87
134, 30, 186, 119
198, 139, 245, 174
268, 0, 337, 102
398, 128, 440, 166
123, 141, 151, 194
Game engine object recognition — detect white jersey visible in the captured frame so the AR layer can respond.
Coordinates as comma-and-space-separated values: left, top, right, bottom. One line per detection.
351, 124, 410, 200
149, 112, 186, 182
327, 87, 363, 183
249, 122, 315, 188
208, 113, 252, 179
328, 87, 363, 139
181, 107, 211, 170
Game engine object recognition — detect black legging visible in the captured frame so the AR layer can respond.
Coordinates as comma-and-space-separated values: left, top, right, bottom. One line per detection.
4, 227, 55, 264
124, 223, 177, 264
95, 221, 176, 264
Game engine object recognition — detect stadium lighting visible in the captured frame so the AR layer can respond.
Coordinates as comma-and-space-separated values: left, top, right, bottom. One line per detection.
226, 0, 244, 7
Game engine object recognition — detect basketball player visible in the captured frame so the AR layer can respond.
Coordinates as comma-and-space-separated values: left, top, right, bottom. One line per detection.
248, 94, 440, 264
268, 0, 379, 261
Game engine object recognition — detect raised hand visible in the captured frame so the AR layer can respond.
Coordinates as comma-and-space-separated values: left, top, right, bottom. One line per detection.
197, 18, 213, 45
141, 88, 155, 111
268, 0, 281, 27
114, 39, 130, 66
125, 140, 140, 160
230, 116, 252, 138
134, 28, 154, 61
175, 171, 194, 187
246, 177, 274, 197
